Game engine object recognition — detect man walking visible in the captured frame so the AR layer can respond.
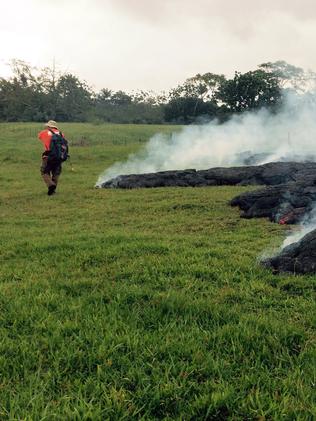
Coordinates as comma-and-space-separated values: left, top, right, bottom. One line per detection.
38, 120, 68, 195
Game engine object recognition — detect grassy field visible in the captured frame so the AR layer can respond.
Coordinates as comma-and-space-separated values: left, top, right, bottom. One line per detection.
0, 122, 315, 420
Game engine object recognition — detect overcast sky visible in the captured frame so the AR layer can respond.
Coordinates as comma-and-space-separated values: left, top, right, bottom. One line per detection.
1, 0, 316, 91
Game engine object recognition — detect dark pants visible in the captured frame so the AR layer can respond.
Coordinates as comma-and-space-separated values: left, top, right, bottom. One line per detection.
40, 156, 62, 188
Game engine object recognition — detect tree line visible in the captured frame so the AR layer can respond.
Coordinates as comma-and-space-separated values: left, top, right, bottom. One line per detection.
0, 60, 314, 124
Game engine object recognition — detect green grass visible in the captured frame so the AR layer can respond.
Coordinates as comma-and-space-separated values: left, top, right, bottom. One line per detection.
0, 122, 315, 420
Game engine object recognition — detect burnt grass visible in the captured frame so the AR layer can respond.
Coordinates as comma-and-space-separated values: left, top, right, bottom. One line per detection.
1, 123, 316, 419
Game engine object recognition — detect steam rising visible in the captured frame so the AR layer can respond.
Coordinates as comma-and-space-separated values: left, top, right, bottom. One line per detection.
96, 92, 316, 253
96, 92, 316, 186
282, 206, 316, 248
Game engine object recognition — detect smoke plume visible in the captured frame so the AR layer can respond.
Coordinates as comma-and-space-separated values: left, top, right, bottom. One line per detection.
282, 205, 316, 248
96, 92, 316, 187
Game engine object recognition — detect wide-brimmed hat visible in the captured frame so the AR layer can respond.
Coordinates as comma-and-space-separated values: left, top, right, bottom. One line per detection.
45, 120, 58, 129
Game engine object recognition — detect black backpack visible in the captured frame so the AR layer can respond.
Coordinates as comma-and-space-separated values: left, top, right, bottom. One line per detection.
48, 129, 69, 162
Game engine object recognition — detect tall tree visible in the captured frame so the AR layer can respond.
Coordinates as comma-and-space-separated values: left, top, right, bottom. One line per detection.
166, 73, 225, 122
55, 74, 92, 121
164, 97, 218, 123
218, 70, 282, 113
259, 60, 316, 92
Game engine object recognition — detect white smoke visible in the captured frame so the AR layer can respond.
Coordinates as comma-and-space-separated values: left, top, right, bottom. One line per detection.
96, 91, 316, 187
282, 205, 316, 248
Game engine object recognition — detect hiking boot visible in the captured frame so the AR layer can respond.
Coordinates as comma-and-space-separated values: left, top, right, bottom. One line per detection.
48, 184, 56, 196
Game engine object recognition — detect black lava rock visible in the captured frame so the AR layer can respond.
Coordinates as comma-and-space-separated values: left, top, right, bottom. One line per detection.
231, 181, 316, 224
100, 160, 316, 274
101, 162, 316, 189
263, 229, 316, 274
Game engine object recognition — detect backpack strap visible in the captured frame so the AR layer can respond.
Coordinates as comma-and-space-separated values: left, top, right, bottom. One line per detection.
49, 128, 64, 138
48, 128, 62, 135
